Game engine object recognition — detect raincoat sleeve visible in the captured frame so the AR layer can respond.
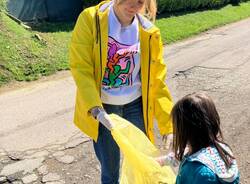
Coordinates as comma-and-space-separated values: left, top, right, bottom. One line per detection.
153, 32, 173, 135
69, 10, 102, 113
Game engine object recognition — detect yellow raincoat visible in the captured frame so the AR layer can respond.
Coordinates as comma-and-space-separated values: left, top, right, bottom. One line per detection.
69, 1, 173, 142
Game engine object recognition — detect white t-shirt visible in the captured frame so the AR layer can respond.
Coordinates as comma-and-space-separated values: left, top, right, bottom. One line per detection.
101, 5, 142, 105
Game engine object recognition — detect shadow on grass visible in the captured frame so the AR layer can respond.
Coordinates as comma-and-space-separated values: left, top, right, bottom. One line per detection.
29, 21, 75, 33
157, 2, 240, 20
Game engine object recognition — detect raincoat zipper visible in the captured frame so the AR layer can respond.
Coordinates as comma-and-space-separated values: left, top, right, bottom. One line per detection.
147, 35, 152, 135
96, 13, 102, 95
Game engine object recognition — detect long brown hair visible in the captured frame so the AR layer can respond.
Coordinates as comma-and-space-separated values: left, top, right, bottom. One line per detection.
172, 92, 234, 168
114, 0, 157, 22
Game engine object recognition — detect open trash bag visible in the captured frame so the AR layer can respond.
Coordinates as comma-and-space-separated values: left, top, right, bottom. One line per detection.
110, 114, 176, 184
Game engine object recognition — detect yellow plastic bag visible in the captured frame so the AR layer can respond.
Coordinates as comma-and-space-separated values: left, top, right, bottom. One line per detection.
110, 114, 176, 184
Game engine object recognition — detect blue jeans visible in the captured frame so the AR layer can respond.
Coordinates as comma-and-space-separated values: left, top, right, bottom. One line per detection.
93, 97, 146, 184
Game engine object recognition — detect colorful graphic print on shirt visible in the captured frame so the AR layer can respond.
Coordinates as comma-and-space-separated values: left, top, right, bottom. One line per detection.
102, 36, 139, 89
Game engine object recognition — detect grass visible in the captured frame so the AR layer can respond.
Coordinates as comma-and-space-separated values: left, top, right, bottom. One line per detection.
156, 2, 250, 44
0, 12, 73, 86
0, 1, 250, 86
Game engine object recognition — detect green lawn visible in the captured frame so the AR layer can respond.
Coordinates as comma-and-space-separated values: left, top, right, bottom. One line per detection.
0, 1, 250, 86
156, 2, 250, 44
0, 13, 73, 85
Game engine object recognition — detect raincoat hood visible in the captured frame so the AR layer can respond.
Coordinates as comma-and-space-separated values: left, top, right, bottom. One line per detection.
188, 144, 239, 183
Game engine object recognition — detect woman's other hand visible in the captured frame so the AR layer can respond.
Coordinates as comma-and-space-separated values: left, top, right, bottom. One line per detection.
162, 133, 173, 151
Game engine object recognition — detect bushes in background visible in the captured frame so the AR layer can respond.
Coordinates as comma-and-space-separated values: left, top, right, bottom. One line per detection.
83, 0, 248, 13
83, 0, 101, 9
157, 0, 232, 13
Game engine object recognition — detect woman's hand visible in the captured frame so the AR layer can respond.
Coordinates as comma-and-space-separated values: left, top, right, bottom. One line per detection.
91, 107, 114, 130
96, 111, 114, 130
162, 133, 174, 151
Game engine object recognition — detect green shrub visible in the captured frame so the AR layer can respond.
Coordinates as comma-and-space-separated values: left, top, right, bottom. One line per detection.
83, 0, 101, 9
157, 0, 231, 13
82, 0, 249, 13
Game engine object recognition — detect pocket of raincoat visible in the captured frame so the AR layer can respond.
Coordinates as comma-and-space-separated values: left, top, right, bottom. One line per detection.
110, 114, 176, 184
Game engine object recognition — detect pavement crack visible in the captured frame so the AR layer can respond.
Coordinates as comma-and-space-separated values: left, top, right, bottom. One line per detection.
195, 65, 232, 70
233, 57, 250, 69
172, 65, 231, 79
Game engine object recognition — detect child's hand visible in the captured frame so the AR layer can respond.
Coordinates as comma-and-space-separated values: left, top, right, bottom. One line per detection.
166, 152, 179, 167
155, 155, 167, 166
155, 152, 179, 167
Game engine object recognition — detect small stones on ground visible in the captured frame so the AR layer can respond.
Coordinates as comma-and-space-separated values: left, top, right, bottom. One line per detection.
0, 150, 7, 157
45, 180, 65, 184
64, 137, 89, 149
25, 150, 36, 155
0, 139, 96, 184
84, 174, 93, 179
0, 175, 7, 183
6, 175, 18, 183
11, 180, 23, 184
33, 33, 42, 41
0, 155, 11, 164
95, 165, 101, 172
56, 156, 75, 164
8, 151, 24, 161
42, 173, 60, 183
37, 165, 48, 175
22, 174, 38, 184
56, 147, 65, 151
52, 151, 65, 157
24, 151, 49, 159
0, 158, 45, 176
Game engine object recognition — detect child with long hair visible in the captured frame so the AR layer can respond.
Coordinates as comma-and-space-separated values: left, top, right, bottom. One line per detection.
158, 92, 239, 183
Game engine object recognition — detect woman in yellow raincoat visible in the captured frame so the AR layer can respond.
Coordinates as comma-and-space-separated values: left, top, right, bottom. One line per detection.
69, 0, 173, 183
